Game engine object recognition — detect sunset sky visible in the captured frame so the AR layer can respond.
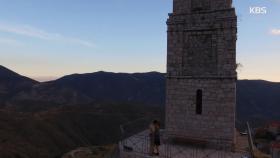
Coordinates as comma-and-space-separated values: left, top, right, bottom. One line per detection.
0, 0, 279, 82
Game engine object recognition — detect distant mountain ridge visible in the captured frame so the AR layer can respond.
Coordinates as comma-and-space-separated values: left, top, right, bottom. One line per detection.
0, 65, 280, 124
0, 65, 37, 84
236, 80, 280, 127
0, 66, 37, 105
9, 70, 165, 106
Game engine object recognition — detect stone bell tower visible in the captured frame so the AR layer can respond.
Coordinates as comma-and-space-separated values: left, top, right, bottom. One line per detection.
166, 0, 237, 148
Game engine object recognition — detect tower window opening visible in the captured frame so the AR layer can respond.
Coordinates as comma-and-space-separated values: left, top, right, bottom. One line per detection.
196, 89, 203, 115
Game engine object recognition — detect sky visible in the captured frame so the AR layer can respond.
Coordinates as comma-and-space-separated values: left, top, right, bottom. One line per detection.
0, 0, 279, 82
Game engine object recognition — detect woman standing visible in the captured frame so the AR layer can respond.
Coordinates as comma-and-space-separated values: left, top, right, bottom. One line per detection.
149, 121, 155, 156
153, 120, 161, 156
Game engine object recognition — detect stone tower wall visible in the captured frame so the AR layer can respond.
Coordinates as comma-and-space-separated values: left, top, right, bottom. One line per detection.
166, 0, 237, 148
173, 0, 233, 14
166, 78, 236, 146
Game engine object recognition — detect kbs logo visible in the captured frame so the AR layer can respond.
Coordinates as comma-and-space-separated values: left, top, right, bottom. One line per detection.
249, 7, 267, 14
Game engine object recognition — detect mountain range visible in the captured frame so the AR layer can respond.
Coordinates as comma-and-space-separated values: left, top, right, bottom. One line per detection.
0, 65, 37, 105
1, 65, 280, 124
2, 69, 165, 109
0, 65, 279, 158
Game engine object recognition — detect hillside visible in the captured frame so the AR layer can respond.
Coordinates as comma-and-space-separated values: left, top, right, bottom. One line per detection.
0, 65, 279, 157
0, 66, 38, 106
0, 104, 163, 158
236, 80, 280, 128
10, 71, 165, 107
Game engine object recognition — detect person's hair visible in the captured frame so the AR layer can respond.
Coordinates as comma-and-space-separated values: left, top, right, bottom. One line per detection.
153, 120, 160, 127
157, 121, 160, 127
153, 120, 158, 124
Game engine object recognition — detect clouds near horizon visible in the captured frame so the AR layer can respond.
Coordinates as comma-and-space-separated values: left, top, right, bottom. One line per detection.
0, 22, 94, 47
270, 29, 280, 35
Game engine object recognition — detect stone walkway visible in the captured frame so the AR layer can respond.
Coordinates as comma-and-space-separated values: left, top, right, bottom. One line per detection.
120, 130, 250, 158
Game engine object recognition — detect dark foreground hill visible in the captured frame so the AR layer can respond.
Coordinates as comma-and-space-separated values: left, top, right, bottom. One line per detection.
0, 104, 163, 158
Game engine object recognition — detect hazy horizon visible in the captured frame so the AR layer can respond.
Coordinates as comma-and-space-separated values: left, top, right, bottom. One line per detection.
30, 75, 280, 83
1, 64, 277, 82
0, 0, 280, 82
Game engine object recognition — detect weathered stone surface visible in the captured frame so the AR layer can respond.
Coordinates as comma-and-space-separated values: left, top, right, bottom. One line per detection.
119, 130, 248, 158
166, 0, 237, 148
